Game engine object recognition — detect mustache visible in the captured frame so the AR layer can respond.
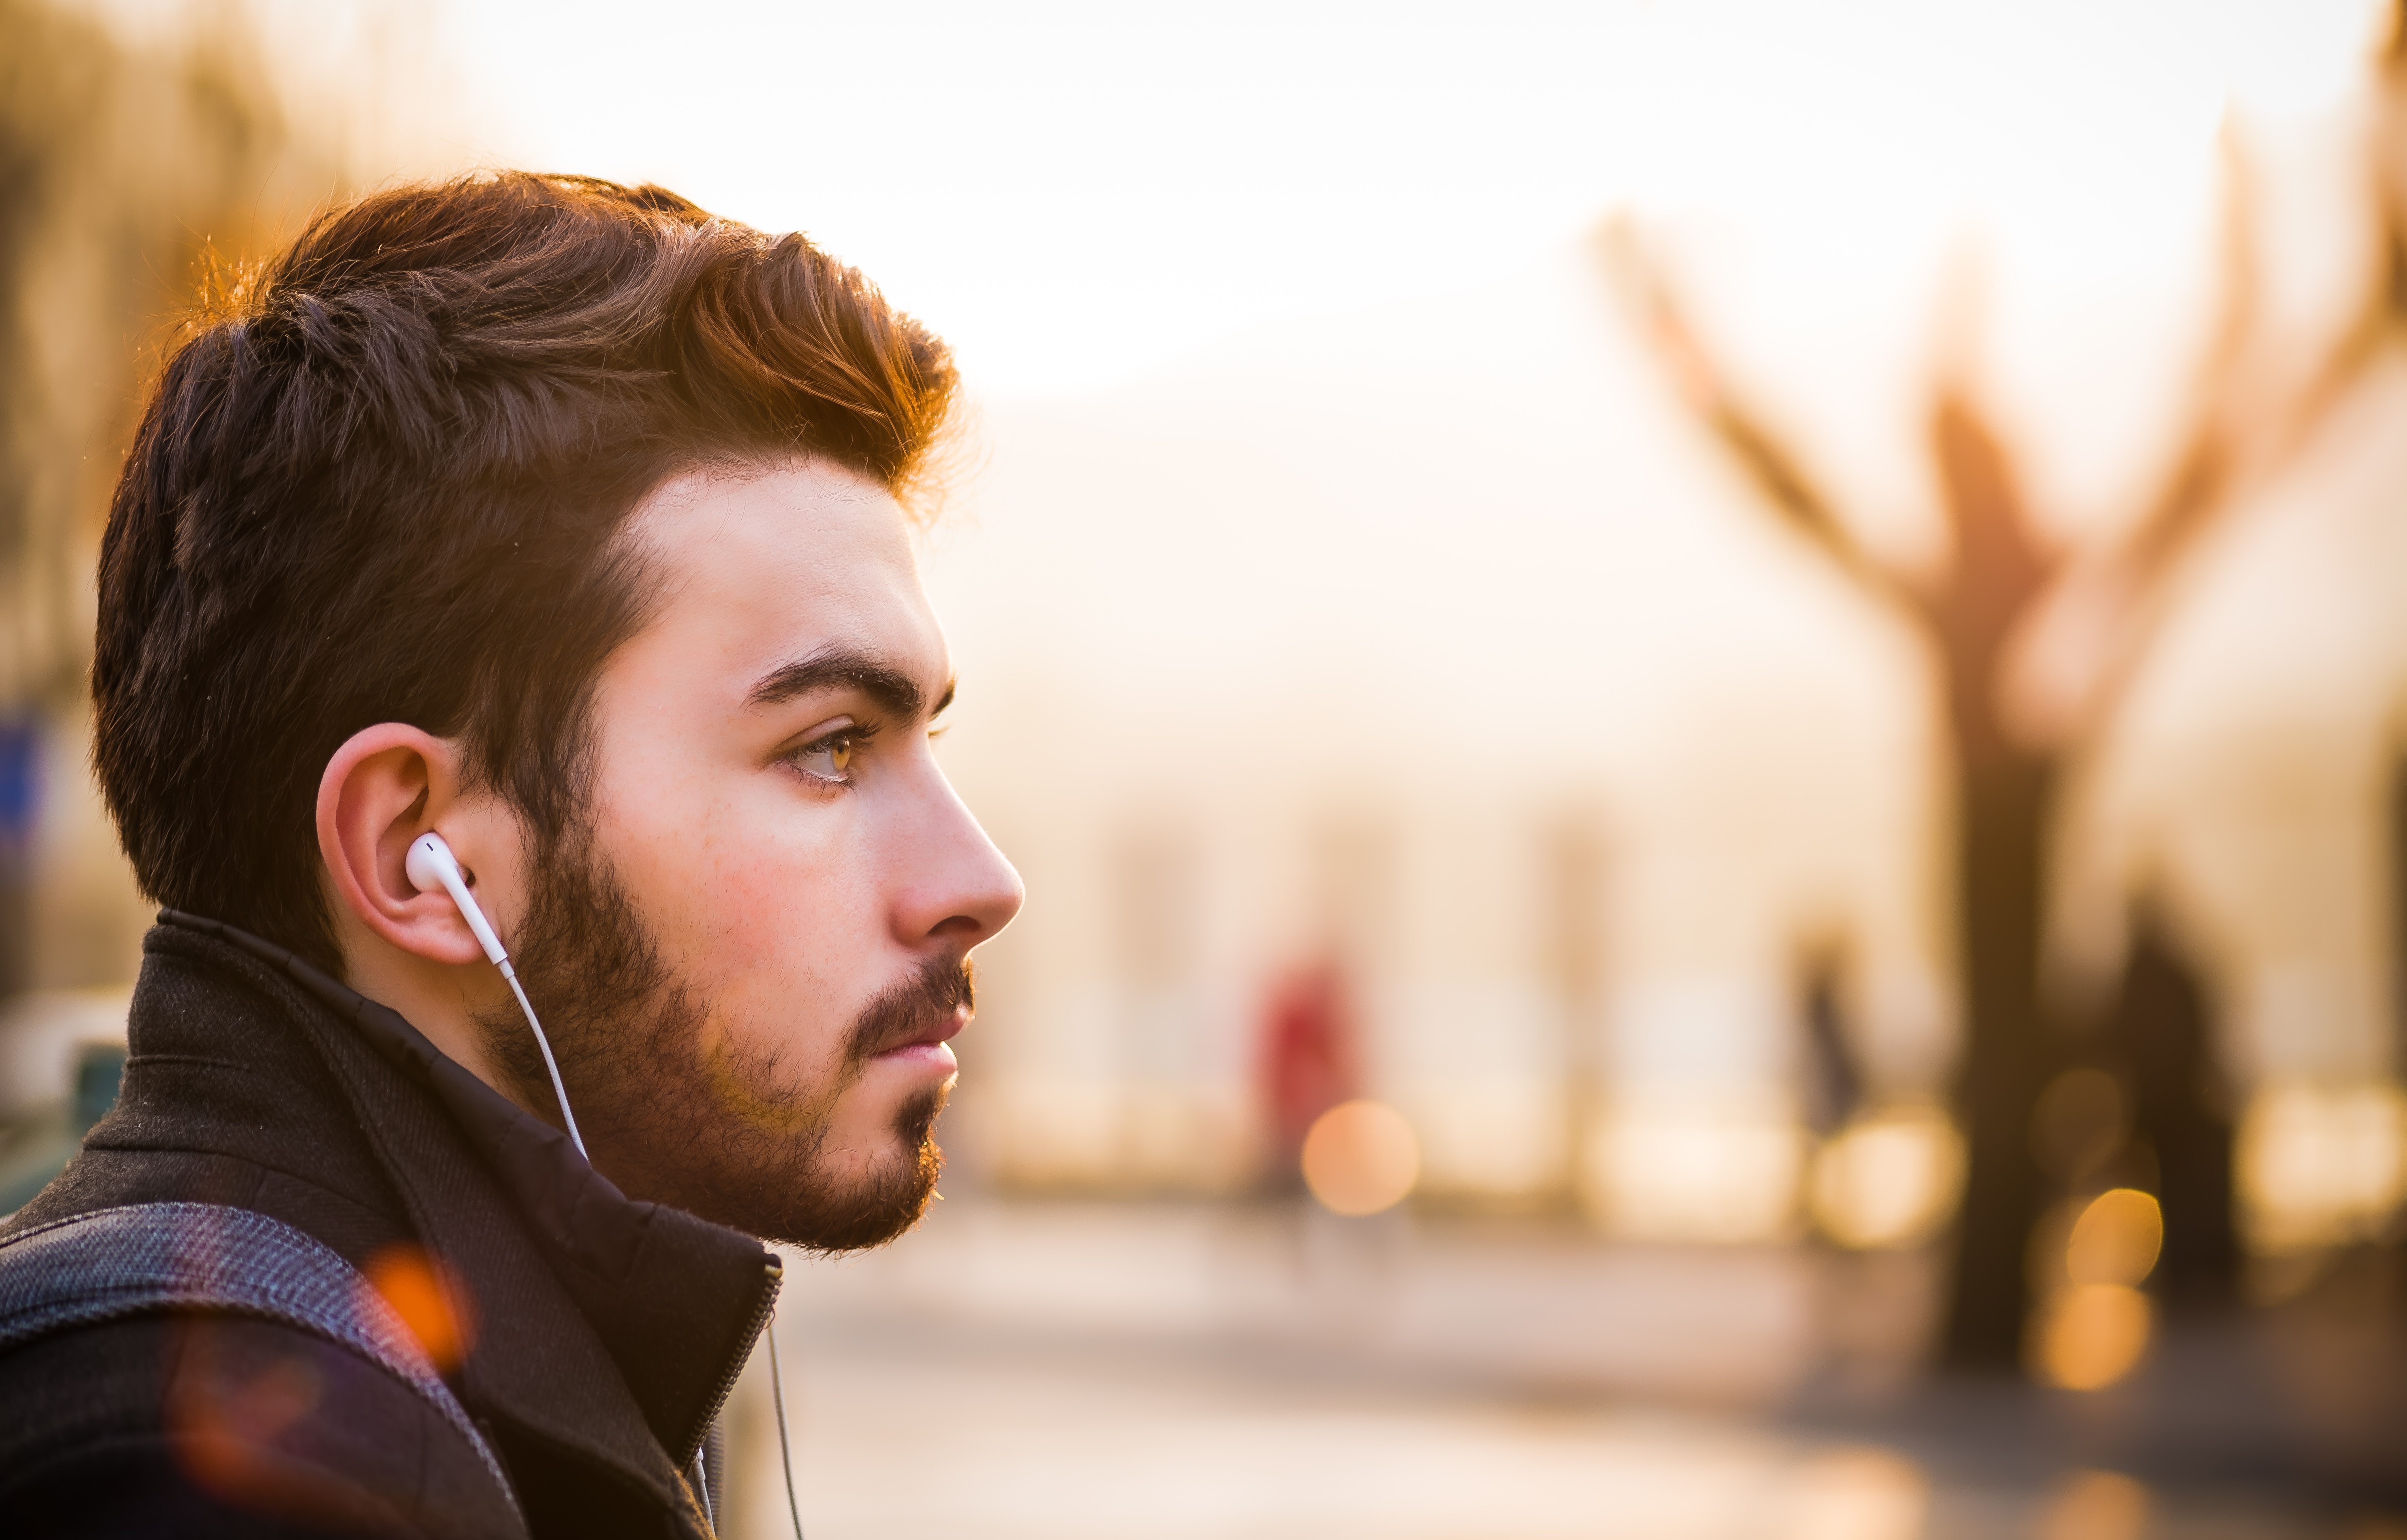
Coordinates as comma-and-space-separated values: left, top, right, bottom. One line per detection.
845, 954, 975, 1062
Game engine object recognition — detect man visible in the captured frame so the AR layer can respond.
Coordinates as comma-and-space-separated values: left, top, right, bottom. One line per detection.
0, 173, 1023, 1537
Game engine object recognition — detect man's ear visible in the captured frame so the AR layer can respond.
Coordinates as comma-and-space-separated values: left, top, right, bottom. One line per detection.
317, 723, 499, 968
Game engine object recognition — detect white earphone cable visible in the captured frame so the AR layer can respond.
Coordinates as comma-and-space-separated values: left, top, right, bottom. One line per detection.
497, 961, 586, 1160
692, 1448, 716, 1531
459, 861, 801, 1540
766, 1307, 806, 1540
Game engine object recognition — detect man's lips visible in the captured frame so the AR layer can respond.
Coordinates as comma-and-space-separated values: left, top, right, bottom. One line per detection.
869, 1004, 971, 1059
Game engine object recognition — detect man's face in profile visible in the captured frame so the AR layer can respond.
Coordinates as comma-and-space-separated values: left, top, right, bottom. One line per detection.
484, 461, 1023, 1247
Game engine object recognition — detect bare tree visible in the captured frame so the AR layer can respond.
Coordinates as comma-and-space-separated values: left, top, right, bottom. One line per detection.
1605, 68, 2406, 1363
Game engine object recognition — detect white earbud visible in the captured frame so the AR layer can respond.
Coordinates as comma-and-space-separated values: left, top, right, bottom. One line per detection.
405, 830, 587, 1160
406, 833, 508, 968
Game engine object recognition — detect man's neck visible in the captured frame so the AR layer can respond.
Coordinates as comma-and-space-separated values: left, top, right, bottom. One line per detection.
331, 910, 529, 1116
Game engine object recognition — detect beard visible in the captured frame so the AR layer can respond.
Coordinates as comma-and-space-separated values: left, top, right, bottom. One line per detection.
475, 825, 969, 1252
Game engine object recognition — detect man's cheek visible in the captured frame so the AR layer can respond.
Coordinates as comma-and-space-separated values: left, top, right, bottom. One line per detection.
740, 904, 876, 1008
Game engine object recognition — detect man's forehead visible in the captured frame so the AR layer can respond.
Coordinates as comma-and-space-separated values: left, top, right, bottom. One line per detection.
629, 459, 913, 569
616, 460, 949, 705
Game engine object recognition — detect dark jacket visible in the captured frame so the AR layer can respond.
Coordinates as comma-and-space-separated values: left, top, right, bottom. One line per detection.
0, 913, 779, 1538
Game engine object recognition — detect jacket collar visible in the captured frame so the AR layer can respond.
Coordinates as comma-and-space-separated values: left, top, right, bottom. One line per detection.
153, 912, 779, 1493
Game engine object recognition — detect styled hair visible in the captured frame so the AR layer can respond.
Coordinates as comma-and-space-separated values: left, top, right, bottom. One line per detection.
93, 172, 957, 972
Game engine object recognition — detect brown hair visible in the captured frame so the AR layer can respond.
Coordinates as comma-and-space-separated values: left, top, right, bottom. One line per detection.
93, 172, 958, 972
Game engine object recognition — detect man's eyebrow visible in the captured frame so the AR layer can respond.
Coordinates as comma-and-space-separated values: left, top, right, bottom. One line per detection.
743, 645, 951, 722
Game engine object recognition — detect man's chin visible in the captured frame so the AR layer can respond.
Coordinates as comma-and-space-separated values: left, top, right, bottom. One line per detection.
768, 1133, 943, 1254
726, 1086, 950, 1253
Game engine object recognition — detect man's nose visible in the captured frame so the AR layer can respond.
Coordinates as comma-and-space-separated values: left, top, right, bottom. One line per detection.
890, 768, 1025, 951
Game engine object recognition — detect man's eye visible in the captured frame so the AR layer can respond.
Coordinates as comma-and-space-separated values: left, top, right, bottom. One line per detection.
790, 734, 857, 782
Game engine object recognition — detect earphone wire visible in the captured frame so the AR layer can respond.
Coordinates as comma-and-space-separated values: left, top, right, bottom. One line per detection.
766, 1306, 806, 1540
692, 1449, 716, 1532
492, 926, 801, 1538
498, 962, 586, 1160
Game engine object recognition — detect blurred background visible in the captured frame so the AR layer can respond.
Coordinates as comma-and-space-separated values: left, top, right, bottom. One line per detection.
8, 1, 2407, 1535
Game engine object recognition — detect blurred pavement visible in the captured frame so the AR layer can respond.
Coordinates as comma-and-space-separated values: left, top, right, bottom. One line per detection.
711, 1195, 2403, 1540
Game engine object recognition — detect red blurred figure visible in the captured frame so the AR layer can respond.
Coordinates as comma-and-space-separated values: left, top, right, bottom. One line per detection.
1257, 961, 1359, 1184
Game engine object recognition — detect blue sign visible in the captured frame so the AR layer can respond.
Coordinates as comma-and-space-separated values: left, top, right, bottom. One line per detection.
0, 715, 38, 854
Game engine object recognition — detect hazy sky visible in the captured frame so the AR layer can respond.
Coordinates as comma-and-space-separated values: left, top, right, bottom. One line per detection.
405, 0, 2383, 398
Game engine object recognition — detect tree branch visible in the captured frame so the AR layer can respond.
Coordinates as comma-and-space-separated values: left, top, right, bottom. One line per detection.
1598, 219, 1923, 622
1999, 119, 2283, 749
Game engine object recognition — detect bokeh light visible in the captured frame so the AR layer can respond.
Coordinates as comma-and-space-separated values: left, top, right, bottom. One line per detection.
1807, 1104, 1965, 1249
2064, 1189, 2165, 1290
1300, 1099, 1420, 1217
2235, 1081, 2407, 1250
363, 1243, 473, 1373
1585, 1094, 1804, 1243
2027, 1190, 2163, 1389
2032, 1283, 2156, 1392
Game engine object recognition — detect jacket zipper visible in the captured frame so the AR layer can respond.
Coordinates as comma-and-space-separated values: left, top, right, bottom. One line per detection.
678, 1254, 784, 1469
